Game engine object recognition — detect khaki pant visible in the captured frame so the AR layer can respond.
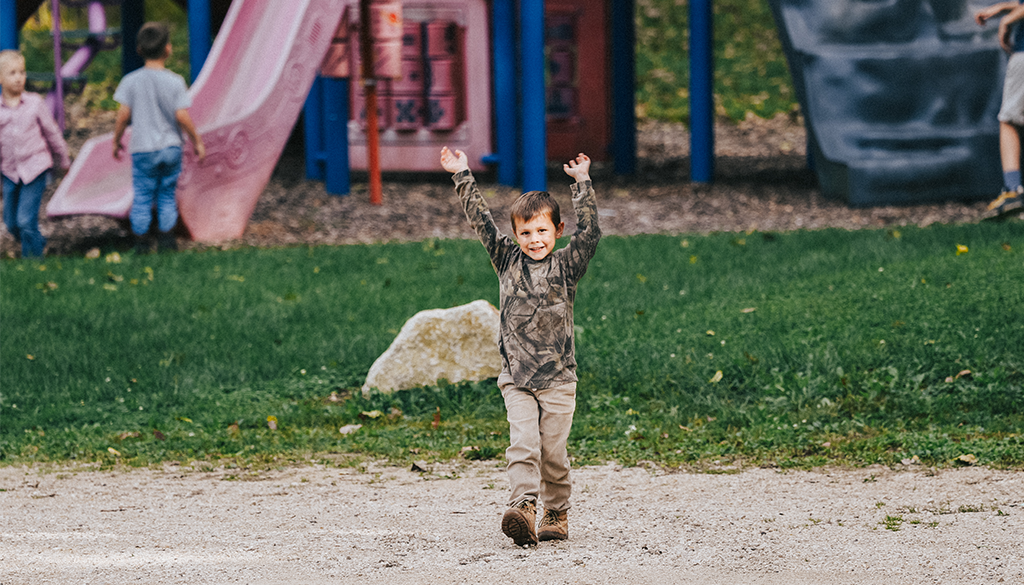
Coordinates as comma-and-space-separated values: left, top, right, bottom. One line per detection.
498, 375, 577, 512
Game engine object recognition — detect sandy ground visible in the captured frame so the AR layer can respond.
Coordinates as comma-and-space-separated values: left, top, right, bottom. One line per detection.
2, 461, 1022, 584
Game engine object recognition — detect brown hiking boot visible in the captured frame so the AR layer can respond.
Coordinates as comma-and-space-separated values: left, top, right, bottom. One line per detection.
501, 499, 538, 546
538, 508, 568, 541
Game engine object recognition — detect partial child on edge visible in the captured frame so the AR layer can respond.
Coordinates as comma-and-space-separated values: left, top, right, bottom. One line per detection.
440, 146, 601, 546
0, 50, 71, 258
113, 21, 205, 253
978, 1, 1024, 215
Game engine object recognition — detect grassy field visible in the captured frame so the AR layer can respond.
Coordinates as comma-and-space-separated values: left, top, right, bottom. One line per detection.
3, 224, 1022, 469
20, 0, 797, 123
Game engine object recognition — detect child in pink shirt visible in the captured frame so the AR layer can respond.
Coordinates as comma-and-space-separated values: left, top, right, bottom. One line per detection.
0, 50, 70, 257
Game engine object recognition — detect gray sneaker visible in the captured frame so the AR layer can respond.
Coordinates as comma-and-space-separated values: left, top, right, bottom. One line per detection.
987, 186, 1024, 216
501, 499, 538, 546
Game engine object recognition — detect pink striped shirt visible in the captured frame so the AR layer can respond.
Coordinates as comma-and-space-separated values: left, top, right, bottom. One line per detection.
0, 92, 71, 184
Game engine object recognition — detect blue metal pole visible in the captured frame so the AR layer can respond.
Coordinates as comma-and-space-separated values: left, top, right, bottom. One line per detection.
489, 0, 518, 186
520, 0, 546, 192
121, 0, 144, 74
610, 0, 636, 175
323, 76, 350, 195
689, 0, 714, 183
304, 76, 326, 181
0, 0, 17, 51
187, 0, 210, 82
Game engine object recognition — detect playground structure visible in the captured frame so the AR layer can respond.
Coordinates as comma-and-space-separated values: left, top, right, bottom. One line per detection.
769, 0, 1004, 206
2, 0, 1009, 243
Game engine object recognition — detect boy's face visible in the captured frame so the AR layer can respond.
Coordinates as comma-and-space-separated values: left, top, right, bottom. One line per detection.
0, 57, 26, 96
513, 212, 564, 261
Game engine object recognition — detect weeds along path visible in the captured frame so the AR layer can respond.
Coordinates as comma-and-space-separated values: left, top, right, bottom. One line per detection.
2, 462, 1021, 584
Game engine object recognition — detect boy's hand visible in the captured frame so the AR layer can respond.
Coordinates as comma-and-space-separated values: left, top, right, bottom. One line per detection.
113, 141, 125, 160
194, 139, 206, 162
563, 153, 591, 183
440, 146, 470, 173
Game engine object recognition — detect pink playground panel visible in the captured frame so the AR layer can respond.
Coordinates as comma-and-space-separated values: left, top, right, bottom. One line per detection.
344, 0, 492, 171
47, 0, 347, 242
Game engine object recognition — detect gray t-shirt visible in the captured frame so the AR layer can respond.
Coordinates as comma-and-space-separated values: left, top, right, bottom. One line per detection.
113, 67, 192, 154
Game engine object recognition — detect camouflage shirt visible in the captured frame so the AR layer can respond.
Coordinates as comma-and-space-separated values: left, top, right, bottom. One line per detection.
453, 170, 601, 388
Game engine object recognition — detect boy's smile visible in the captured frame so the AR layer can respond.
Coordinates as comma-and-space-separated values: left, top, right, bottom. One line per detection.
514, 213, 564, 261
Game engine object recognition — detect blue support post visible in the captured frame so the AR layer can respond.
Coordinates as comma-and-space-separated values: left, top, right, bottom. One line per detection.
520, 0, 546, 192
489, 0, 518, 186
610, 0, 636, 175
1, 0, 16, 51
121, 0, 144, 74
304, 77, 326, 181
187, 0, 211, 82
304, 76, 350, 195
689, 0, 714, 183
322, 76, 350, 195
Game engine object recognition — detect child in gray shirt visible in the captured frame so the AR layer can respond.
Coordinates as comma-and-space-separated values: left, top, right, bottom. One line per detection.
441, 147, 601, 546
113, 21, 204, 252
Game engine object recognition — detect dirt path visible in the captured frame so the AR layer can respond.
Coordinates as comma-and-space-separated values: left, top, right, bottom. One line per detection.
2, 462, 1021, 584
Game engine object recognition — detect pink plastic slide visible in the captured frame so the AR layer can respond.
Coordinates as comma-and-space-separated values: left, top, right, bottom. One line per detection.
47, 0, 346, 242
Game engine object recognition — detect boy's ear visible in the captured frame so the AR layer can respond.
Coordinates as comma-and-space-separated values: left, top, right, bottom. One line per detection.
555, 222, 565, 238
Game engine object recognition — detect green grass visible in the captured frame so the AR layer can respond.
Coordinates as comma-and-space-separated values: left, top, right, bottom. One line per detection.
2, 223, 1023, 470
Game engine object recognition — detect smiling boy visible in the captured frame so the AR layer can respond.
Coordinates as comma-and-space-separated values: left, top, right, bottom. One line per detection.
440, 147, 601, 546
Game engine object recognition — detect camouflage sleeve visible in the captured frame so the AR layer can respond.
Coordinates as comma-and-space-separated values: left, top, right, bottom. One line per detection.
563, 179, 601, 281
452, 170, 515, 271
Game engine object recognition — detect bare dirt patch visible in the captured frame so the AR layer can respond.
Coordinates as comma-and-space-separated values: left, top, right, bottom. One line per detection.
1, 462, 1021, 584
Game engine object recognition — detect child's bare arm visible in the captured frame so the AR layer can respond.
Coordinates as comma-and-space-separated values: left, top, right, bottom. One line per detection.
440, 146, 469, 174
175, 109, 206, 161
976, 2, 1017, 25
998, 4, 1024, 52
563, 153, 591, 183
112, 105, 131, 160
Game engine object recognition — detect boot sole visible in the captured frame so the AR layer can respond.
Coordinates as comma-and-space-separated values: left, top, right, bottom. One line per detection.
538, 529, 567, 541
501, 509, 537, 546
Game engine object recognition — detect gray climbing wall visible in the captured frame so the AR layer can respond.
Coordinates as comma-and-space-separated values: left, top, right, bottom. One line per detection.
768, 0, 1005, 206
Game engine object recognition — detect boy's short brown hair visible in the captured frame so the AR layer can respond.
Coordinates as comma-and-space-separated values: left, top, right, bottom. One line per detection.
0, 49, 24, 71
510, 191, 560, 230
136, 22, 171, 61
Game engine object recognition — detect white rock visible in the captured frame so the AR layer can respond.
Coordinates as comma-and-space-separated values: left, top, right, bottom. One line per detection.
362, 300, 501, 394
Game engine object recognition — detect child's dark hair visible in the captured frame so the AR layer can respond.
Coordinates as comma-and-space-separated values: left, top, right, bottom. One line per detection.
136, 22, 171, 61
510, 191, 560, 230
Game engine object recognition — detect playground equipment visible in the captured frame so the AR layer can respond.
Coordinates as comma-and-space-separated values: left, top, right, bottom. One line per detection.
47, 0, 346, 241
769, 0, 1004, 205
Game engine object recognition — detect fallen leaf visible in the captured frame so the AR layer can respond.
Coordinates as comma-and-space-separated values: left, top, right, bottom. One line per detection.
105, 252, 121, 264
901, 455, 921, 466
822, 441, 831, 448
432, 406, 441, 429
955, 454, 977, 466
85, 248, 101, 259
709, 370, 723, 383
360, 410, 383, 419
706, 330, 715, 336
153, 429, 166, 441
679, 425, 692, 432
1002, 242, 1012, 251
945, 376, 955, 383
267, 415, 278, 431
955, 369, 971, 379
117, 431, 141, 440
955, 244, 968, 256
107, 447, 122, 457
338, 424, 362, 435
26, 354, 34, 360
740, 307, 756, 313
227, 424, 240, 435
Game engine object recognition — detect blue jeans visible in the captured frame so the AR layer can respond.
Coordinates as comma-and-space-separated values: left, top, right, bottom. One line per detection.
2, 172, 48, 257
130, 146, 182, 236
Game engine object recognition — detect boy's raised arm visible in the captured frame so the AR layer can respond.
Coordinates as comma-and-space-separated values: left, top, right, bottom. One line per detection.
441, 147, 512, 267
563, 153, 600, 278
